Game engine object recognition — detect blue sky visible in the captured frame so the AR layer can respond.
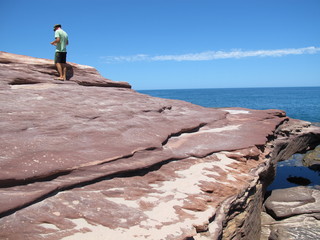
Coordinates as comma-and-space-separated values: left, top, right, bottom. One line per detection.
1, 0, 319, 90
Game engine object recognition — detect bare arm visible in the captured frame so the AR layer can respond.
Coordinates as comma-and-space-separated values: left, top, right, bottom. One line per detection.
50, 37, 60, 45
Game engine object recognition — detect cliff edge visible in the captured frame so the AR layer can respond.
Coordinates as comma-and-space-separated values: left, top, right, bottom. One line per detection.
0, 52, 319, 240
0, 51, 131, 88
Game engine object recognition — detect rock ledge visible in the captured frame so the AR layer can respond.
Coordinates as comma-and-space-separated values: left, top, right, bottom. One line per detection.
0, 52, 320, 240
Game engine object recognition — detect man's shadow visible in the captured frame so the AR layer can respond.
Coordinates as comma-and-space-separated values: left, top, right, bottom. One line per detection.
66, 64, 74, 80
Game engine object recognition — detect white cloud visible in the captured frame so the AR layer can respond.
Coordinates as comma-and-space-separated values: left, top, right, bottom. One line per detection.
101, 46, 320, 63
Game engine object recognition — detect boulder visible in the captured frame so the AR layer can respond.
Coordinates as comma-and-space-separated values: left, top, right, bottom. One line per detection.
262, 186, 320, 240
264, 186, 320, 219
1, 52, 320, 240
303, 145, 320, 170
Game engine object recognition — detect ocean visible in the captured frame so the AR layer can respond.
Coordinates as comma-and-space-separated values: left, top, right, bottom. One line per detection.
138, 87, 320, 190
139, 87, 320, 123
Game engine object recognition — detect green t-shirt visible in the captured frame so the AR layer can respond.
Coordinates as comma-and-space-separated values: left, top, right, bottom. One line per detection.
54, 29, 68, 52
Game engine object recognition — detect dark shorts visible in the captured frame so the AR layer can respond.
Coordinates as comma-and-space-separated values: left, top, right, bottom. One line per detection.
55, 52, 67, 63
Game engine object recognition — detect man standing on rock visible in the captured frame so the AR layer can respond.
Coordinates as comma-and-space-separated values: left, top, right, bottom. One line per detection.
50, 24, 69, 81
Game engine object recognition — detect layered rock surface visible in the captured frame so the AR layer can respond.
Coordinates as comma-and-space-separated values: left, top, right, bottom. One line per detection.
0, 51, 131, 88
261, 186, 320, 240
1, 52, 320, 240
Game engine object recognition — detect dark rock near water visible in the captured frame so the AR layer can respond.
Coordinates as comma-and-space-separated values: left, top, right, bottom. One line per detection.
303, 145, 320, 170
287, 176, 312, 186
1, 52, 320, 240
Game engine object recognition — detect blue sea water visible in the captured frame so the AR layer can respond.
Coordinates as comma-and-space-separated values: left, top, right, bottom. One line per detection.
139, 87, 320, 190
139, 87, 320, 123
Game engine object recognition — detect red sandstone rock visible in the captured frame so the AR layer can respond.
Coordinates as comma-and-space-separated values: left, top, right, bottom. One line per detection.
0, 52, 319, 240
0, 51, 131, 88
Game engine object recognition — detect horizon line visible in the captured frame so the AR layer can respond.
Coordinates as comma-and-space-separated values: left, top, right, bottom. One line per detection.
136, 85, 320, 91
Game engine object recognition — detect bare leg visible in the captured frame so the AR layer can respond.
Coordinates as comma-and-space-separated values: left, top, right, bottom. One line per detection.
55, 63, 64, 80
62, 63, 67, 80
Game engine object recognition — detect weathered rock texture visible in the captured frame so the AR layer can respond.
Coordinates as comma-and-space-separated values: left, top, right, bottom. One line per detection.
1, 52, 320, 240
0, 51, 131, 88
261, 186, 320, 240
303, 145, 320, 170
